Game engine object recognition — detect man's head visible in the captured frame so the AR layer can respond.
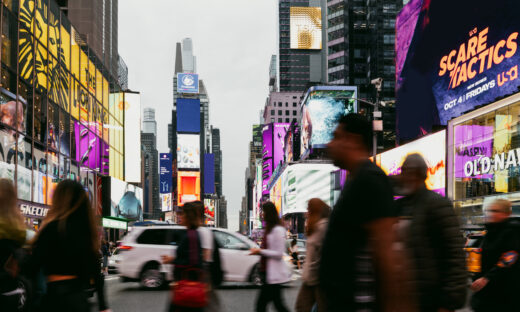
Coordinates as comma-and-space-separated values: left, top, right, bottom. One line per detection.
486, 199, 512, 224
327, 113, 372, 170
400, 153, 428, 195
0, 101, 24, 131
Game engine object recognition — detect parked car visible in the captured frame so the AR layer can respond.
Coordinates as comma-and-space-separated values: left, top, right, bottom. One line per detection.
464, 232, 485, 274
107, 248, 120, 273
116, 225, 291, 289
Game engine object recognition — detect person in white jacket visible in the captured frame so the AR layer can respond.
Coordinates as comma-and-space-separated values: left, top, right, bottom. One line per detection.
250, 202, 290, 312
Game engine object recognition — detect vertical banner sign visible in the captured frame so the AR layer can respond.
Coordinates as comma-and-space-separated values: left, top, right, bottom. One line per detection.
204, 154, 215, 194
159, 153, 173, 193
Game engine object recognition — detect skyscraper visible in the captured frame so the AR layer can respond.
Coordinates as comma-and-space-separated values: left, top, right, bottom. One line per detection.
141, 108, 160, 219
211, 127, 223, 197
278, 0, 327, 91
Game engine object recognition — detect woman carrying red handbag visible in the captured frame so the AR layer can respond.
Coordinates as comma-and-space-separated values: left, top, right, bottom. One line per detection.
162, 202, 208, 312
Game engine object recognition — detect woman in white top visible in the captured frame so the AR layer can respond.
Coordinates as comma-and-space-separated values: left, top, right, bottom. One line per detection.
250, 202, 290, 312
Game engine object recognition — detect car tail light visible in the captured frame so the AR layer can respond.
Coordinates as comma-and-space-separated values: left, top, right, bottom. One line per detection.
119, 245, 133, 251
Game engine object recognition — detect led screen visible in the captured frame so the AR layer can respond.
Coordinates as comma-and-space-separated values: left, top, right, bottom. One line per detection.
204, 153, 215, 194
253, 125, 262, 148
74, 121, 101, 171
110, 177, 143, 221
282, 163, 338, 215
262, 124, 273, 195
159, 153, 173, 193
396, 0, 520, 142
301, 86, 357, 156
124, 92, 141, 183
177, 171, 201, 206
177, 134, 200, 169
177, 98, 201, 133
177, 73, 199, 94
290, 7, 322, 50
204, 199, 216, 225
161, 193, 172, 212
273, 123, 290, 170
270, 175, 283, 217
379, 130, 446, 196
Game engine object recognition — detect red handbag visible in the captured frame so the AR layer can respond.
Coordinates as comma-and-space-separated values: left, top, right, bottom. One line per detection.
172, 268, 208, 308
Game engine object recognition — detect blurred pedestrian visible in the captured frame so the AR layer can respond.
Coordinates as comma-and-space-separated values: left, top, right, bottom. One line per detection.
396, 153, 467, 312
470, 199, 520, 311
0, 179, 27, 311
295, 198, 330, 312
162, 202, 207, 312
29, 179, 110, 312
322, 113, 408, 312
101, 239, 110, 275
289, 239, 300, 269
250, 201, 290, 312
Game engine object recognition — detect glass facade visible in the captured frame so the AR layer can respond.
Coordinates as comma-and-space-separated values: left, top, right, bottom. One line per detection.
0, 0, 124, 211
448, 94, 520, 224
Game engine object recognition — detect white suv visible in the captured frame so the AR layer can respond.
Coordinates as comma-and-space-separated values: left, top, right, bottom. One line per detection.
116, 225, 275, 288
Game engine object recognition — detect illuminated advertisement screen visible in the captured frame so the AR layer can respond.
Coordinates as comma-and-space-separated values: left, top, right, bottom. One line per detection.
177, 171, 201, 206
177, 134, 200, 169
273, 123, 290, 170
159, 153, 173, 193
290, 7, 322, 50
379, 131, 446, 196
204, 153, 215, 194
301, 86, 357, 156
262, 124, 273, 195
124, 92, 141, 183
270, 175, 283, 217
454, 125, 494, 179
110, 177, 143, 221
161, 193, 172, 212
397, 0, 520, 141
204, 199, 216, 225
74, 121, 101, 171
177, 73, 199, 94
253, 125, 262, 148
177, 98, 201, 133
282, 163, 338, 215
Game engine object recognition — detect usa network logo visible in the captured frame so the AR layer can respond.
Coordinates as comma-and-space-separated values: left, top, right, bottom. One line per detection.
177, 73, 199, 93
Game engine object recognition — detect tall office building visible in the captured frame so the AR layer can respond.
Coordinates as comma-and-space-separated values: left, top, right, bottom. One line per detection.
141, 108, 159, 219
327, 0, 402, 150
211, 127, 223, 197
118, 55, 128, 90
59, 0, 119, 78
278, 0, 327, 91
217, 196, 228, 229
263, 92, 304, 124
181, 38, 197, 73
269, 55, 278, 92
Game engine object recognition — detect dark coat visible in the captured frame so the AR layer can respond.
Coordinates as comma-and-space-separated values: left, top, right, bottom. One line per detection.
471, 219, 520, 311
397, 187, 467, 311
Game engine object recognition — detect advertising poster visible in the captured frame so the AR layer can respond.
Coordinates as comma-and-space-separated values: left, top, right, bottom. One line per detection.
397, 0, 520, 141
454, 125, 494, 179
74, 121, 101, 171
273, 123, 290, 171
282, 163, 338, 216
270, 175, 283, 217
177, 171, 201, 206
204, 199, 216, 225
177, 98, 201, 133
177, 73, 199, 94
110, 177, 143, 221
300, 86, 357, 157
123, 92, 141, 183
159, 153, 173, 193
204, 153, 215, 194
262, 124, 273, 195
379, 131, 446, 196
161, 193, 172, 212
253, 125, 263, 148
177, 134, 200, 169
290, 7, 322, 50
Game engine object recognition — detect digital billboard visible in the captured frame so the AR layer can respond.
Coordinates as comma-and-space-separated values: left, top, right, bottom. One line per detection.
284, 123, 300, 164
270, 175, 283, 217
74, 122, 101, 171
124, 92, 141, 183
253, 125, 263, 148
454, 125, 494, 179
204, 154, 215, 194
177, 98, 201, 133
161, 193, 172, 212
262, 124, 274, 195
282, 163, 338, 216
177, 73, 199, 94
290, 7, 322, 50
159, 153, 173, 193
204, 199, 216, 225
110, 177, 143, 221
177, 134, 200, 169
379, 130, 446, 196
273, 123, 290, 170
178, 171, 201, 206
396, 0, 520, 142
301, 86, 357, 156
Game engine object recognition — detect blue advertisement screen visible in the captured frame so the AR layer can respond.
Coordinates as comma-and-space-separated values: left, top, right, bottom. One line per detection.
159, 153, 172, 194
397, 0, 520, 141
177, 98, 201, 133
204, 154, 215, 194
177, 73, 199, 94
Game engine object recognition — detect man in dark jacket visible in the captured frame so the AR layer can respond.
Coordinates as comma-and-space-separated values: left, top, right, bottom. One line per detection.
397, 153, 467, 312
471, 199, 520, 311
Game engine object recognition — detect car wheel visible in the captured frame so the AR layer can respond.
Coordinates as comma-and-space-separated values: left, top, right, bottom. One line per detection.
250, 264, 263, 286
140, 265, 164, 289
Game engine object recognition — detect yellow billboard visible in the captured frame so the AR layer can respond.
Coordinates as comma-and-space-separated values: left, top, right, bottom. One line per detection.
290, 7, 322, 50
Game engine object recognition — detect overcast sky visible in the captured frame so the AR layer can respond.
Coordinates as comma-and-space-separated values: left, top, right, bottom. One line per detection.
119, 1, 278, 231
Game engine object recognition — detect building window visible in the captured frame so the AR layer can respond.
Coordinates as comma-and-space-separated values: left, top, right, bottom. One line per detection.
285, 118, 290, 123
271, 110, 275, 115
293, 111, 297, 116
293, 102, 297, 107
278, 102, 283, 107
285, 111, 289, 116
285, 102, 288, 107
278, 118, 282, 122
271, 118, 274, 122
278, 110, 282, 116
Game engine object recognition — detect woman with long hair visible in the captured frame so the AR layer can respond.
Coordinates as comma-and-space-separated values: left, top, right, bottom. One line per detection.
0, 179, 27, 311
29, 179, 109, 312
251, 201, 290, 312
295, 198, 331, 312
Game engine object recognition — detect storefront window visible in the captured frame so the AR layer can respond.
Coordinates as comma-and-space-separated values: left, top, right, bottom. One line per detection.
17, 138, 31, 201
32, 142, 46, 204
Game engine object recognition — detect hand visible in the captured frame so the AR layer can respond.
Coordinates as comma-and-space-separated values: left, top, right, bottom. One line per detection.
161, 255, 174, 264
471, 277, 489, 292
249, 248, 261, 255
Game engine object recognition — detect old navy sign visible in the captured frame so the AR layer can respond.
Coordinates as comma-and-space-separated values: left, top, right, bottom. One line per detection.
464, 149, 520, 177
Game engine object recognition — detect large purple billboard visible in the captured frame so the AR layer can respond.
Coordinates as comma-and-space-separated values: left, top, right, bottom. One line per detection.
397, 0, 520, 142
74, 121, 102, 171
273, 123, 290, 171
454, 125, 494, 179
262, 124, 273, 196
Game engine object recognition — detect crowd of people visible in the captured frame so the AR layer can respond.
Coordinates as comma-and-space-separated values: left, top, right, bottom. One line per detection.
0, 112, 519, 312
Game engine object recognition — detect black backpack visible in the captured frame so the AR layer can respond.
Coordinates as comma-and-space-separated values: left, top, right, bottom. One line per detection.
210, 235, 224, 287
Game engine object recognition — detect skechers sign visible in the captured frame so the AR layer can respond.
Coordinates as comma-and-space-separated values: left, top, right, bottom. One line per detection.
177, 73, 199, 94
463, 149, 520, 177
